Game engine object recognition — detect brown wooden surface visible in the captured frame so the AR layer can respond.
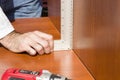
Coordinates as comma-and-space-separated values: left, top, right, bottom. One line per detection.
0, 48, 94, 80
73, 0, 120, 80
47, 0, 61, 32
12, 17, 60, 40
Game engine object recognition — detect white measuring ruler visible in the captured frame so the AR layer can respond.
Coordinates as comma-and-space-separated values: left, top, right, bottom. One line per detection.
54, 0, 73, 51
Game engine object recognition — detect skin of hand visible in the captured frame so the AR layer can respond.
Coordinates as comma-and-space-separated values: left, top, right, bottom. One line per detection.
0, 31, 54, 55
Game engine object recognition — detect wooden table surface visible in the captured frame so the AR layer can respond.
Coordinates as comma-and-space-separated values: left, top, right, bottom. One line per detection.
0, 48, 94, 80
0, 17, 94, 80
12, 17, 60, 40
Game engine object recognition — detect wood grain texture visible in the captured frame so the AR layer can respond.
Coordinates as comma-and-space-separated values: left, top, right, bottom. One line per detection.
0, 48, 94, 80
12, 17, 60, 40
47, 0, 61, 32
73, 0, 120, 80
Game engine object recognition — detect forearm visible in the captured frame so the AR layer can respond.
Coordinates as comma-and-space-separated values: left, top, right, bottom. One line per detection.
0, 31, 20, 49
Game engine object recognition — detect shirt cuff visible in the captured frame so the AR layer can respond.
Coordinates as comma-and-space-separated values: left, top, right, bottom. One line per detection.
0, 7, 15, 39
0, 27, 14, 39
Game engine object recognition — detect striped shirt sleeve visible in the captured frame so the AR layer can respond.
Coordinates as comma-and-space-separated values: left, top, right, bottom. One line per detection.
0, 7, 14, 39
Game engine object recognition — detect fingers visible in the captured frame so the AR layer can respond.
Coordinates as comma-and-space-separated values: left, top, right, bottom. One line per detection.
33, 31, 54, 51
29, 42, 44, 55
24, 45, 36, 56
0, 31, 54, 56
23, 31, 54, 55
28, 34, 50, 54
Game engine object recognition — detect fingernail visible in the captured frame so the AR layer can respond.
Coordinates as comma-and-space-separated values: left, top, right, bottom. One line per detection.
39, 50, 44, 55
30, 51, 36, 56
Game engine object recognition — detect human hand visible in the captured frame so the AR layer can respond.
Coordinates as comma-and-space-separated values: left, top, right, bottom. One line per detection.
0, 31, 54, 55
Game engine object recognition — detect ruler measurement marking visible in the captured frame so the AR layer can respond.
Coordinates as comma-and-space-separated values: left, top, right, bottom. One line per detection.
54, 0, 73, 50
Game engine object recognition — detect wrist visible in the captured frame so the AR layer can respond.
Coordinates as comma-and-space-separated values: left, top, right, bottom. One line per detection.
0, 31, 20, 44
